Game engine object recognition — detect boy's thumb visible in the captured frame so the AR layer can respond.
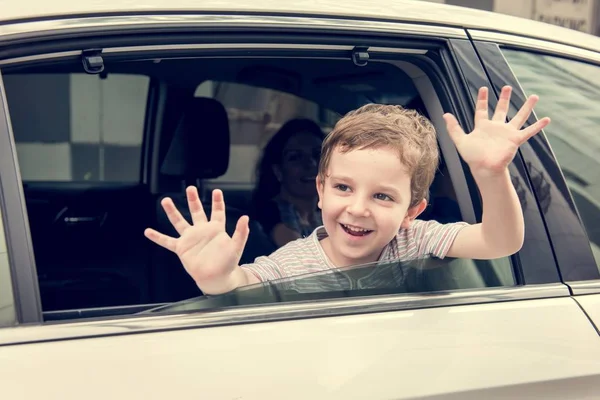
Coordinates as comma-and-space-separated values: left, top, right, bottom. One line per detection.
443, 113, 464, 143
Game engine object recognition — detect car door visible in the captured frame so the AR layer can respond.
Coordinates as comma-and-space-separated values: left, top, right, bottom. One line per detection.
469, 30, 600, 333
1, 9, 600, 400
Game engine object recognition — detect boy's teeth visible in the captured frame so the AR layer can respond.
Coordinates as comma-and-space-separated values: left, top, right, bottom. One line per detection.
344, 224, 369, 232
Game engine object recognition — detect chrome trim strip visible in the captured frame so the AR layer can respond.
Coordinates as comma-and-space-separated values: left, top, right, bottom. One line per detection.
0, 14, 467, 42
0, 283, 568, 346
569, 280, 600, 296
0, 50, 81, 67
468, 30, 600, 64
102, 43, 429, 54
368, 47, 427, 54
102, 43, 355, 54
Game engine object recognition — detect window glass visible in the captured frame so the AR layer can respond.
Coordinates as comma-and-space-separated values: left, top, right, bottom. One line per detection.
0, 56, 518, 320
149, 256, 515, 314
502, 49, 600, 269
4, 73, 149, 182
195, 81, 340, 184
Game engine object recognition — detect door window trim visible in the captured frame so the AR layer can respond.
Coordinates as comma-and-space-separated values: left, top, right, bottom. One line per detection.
473, 40, 600, 289
448, 38, 561, 285
468, 30, 600, 64
0, 35, 564, 328
0, 283, 569, 347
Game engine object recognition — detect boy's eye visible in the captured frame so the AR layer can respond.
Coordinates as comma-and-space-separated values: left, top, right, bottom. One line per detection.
374, 193, 393, 201
334, 184, 350, 192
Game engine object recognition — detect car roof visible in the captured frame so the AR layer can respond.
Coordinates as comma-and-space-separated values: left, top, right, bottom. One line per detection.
1, 0, 600, 53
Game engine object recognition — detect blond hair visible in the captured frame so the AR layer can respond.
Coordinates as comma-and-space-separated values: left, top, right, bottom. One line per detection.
318, 104, 439, 207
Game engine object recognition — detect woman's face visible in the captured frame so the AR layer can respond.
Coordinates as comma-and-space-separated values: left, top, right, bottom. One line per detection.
274, 131, 323, 200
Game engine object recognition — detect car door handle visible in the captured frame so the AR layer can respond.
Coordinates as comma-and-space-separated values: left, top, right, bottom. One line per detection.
54, 207, 108, 227
63, 216, 102, 224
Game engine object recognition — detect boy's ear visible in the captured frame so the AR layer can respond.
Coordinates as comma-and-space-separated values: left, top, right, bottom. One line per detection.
401, 199, 428, 229
316, 176, 324, 209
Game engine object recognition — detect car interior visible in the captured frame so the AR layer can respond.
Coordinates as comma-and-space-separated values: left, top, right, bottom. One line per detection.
2, 51, 514, 321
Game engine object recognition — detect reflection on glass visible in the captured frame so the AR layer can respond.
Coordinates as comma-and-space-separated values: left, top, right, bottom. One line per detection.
4, 72, 148, 182
147, 256, 514, 315
503, 50, 600, 271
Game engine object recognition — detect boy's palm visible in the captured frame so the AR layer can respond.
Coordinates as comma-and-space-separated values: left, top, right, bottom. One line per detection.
444, 86, 550, 176
144, 187, 249, 288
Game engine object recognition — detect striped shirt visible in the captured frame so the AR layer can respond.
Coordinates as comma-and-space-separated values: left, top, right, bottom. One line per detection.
242, 219, 468, 291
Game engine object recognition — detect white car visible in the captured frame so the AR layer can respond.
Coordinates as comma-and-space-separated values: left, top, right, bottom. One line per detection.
1, 1, 600, 398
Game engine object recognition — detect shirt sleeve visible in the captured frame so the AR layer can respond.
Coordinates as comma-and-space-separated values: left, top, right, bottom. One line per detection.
241, 255, 284, 283
411, 219, 469, 259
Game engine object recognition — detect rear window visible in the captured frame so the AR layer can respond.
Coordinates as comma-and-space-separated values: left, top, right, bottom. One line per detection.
4, 73, 149, 182
195, 80, 339, 184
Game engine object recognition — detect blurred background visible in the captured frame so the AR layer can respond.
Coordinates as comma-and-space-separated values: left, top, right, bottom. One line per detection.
420, 0, 600, 36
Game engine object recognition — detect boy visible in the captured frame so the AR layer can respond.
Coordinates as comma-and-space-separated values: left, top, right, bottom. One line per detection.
144, 86, 550, 295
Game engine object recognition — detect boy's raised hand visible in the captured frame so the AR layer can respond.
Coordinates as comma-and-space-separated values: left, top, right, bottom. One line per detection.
144, 186, 250, 294
443, 86, 550, 177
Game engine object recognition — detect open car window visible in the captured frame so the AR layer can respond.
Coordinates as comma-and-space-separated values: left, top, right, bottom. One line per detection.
146, 256, 515, 315
1, 42, 519, 323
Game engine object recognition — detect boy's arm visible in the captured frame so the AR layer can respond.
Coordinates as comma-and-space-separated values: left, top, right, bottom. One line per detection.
446, 170, 522, 259
443, 86, 550, 259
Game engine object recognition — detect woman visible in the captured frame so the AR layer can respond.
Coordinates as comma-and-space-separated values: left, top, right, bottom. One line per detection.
252, 118, 325, 247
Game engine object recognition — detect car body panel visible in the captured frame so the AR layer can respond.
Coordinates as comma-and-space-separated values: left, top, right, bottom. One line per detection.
2, 297, 600, 399
576, 294, 600, 334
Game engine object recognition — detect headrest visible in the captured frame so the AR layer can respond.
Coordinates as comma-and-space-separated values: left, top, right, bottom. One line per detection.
160, 97, 230, 179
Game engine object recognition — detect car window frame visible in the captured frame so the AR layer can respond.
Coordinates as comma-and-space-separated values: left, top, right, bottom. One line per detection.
0, 71, 42, 325
469, 32, 600, 294
0, 15, 569, 337
446, 38, 561, 286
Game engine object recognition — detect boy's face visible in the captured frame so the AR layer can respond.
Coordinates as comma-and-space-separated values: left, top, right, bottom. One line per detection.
317, 146, 426, 267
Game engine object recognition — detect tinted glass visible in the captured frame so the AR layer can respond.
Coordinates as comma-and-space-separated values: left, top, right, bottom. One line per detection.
503, 49, 600, 271
149, 256, 515, 314
4, 73, 149, 182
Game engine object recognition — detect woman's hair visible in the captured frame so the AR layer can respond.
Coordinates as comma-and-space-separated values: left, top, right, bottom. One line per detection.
252, 118, 325, 213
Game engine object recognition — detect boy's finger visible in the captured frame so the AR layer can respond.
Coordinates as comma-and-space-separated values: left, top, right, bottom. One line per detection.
144, 228, 177, 252
186, 186, 208, 225
510, 95, 538, 129
232, 216, 250, 255
492, 86, 511, 122
443, 113, 465, 144
520, 117, 550, 143
474, 87, 489, 125
161, 197, 191, 235
210, 189, 226, 229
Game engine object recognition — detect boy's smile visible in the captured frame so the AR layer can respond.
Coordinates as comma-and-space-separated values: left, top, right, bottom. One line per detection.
317, 146, 425, 268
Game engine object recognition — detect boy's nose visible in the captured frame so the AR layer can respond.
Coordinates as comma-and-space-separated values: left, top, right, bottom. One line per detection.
347, 198, 370, 217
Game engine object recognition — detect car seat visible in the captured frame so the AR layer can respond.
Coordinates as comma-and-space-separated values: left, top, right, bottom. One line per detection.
149, 97, 275, 302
